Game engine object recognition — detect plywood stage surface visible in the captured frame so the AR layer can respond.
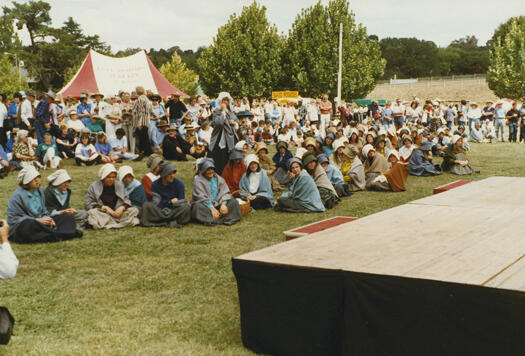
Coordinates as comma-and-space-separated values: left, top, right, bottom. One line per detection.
237, 176, 525, 292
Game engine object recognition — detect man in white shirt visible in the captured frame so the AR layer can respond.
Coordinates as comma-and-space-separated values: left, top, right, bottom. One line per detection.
282, 102, 297, 128
391, 98, 406, 129
91, 93, 111, 128
0, 220, 18, 280
263, 100, 273, 121
240, 98, 251, 111
20, 91, 35, 129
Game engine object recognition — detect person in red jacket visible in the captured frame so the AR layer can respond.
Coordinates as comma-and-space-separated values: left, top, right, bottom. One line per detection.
141, 154, 163, 202
221, 149, 246, 197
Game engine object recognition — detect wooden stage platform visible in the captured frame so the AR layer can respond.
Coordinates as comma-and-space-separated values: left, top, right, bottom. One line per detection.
232, 177, 525, 355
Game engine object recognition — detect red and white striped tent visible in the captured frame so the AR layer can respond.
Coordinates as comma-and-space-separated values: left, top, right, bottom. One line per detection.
59, 49, 188, 98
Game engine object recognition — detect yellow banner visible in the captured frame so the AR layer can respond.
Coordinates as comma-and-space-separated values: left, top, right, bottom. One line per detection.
272, 91, 299, 99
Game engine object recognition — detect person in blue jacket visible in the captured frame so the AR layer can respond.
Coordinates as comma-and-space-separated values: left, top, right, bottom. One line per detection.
139, 162, 191, 228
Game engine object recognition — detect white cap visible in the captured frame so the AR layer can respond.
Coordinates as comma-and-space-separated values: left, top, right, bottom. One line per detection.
98, 163, 117, 180
235, 140, 246, 151
47, 169, 71, 186
244, 154, 259, 167
451, 134, 462, 145
17, 165, 40, 185
333, 138, 346, 151
118, 165, 134, 181
362, 144, 375, 157
387, 149, 400, 160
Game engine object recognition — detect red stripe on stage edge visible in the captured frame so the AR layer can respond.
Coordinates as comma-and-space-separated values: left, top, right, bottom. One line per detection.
292, 217, 358, 234
433, 180, 471, 195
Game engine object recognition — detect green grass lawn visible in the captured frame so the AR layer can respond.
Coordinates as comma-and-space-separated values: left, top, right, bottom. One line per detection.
0, 142, 524, 355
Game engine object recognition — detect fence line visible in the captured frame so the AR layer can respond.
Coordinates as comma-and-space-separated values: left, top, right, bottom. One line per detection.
377, 73, 486, 85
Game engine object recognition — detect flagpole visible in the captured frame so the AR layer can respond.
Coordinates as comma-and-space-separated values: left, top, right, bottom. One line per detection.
337, 22, 343, 103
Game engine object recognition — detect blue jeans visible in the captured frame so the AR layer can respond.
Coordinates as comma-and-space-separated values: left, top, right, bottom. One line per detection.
447, 121, 453, 130
394, 116, 404, 127
468, 118, 477, 132
509, 122, 517, 142
34, 121, 48, 144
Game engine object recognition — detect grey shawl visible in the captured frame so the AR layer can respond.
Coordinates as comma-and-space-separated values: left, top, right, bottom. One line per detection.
209, 108, 238, 152
310, 164, 338, 197
192, 173, 233, 207
347, 158, 366, 192
84, 180, 132, 211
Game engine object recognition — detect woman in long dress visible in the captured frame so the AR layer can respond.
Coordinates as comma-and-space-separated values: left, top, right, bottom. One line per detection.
209, 92, 238, 175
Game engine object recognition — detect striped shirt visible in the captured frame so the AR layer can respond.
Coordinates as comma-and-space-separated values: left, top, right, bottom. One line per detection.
132, 95, 153, 129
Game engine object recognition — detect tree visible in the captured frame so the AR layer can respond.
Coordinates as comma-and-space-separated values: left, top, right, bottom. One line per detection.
148, 46, 206, 73
284, 0, 384, 100
2, 1, 110, 90
2, 1, 51, 49
198, 2, 284, 98
160, 52, 199, 96
114, 48, 143, 57
449, 35, 479, 50
0, 54, 28, 97
30, 17, 110, 90
486, 19, 525, 100
487, 16, 525, 48
379, 38, 441, 78
0, 12, 22, 53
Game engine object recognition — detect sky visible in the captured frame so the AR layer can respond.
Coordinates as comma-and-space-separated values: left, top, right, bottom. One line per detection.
1, 0, 524, 51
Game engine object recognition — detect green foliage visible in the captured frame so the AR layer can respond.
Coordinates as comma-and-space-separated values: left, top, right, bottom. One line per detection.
449, 35, 479, 50
380, 38, 441, 78
160, 52, 199, 96
0, 53, 28, 96
379, 36, 489, 79
0, 13, 22, 53
198, 2, 284, 98
114, 47, 143, 57
1, 1, 110, 91
148, 46, 205, 72
284, 0, 385, 100
2, 0, 51, 48
487, 16, 525, 48
487, 19, 525, 100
